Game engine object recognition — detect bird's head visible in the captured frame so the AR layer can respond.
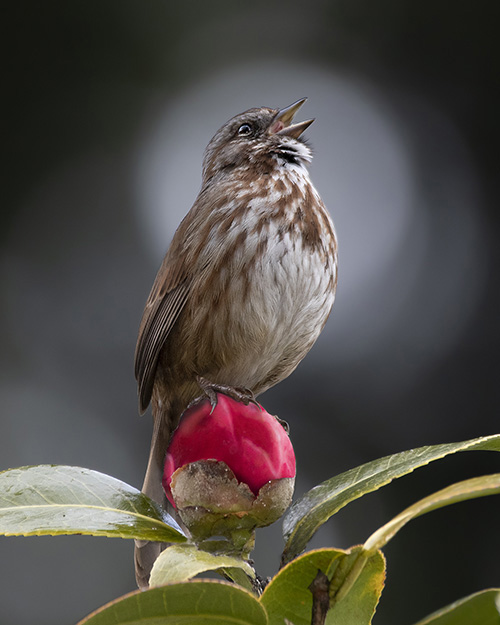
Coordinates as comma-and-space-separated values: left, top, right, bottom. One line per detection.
202, 98, 314, 183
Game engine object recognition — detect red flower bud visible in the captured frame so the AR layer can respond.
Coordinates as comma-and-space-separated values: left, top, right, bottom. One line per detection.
161, 393, 295, 553
163, 393, 295, 506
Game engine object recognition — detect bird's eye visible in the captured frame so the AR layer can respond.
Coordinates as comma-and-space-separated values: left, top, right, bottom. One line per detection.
237, 123, 253, 136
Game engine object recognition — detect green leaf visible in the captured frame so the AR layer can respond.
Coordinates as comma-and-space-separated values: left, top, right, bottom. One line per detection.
78, 580, 268, 625
149, 543, 255, 589
364, 473, 500, 552
0, 465, 186, 542
221, 565, 256, 593
260, 547, 385, 625
413, 588, 500, 625
282, 434, 500, 564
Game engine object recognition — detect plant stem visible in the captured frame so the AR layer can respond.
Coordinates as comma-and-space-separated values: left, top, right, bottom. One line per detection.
309, 569, 330, 625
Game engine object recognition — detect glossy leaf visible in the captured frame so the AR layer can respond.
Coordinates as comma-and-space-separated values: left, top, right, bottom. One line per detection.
149, 543, 255, 589
364, 473, 500, 552
0, 465, 185, 542
78, 580, 268, 625
282, 434, 500, 563
414, 588, 500, 624
260, 547, 385, 625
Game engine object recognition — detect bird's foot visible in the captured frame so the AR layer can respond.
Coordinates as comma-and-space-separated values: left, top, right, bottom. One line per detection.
196, 376, 260, 412
275, 416, 290, 434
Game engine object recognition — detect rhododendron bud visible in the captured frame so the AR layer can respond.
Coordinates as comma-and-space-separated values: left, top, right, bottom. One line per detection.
162, 393, 296, 553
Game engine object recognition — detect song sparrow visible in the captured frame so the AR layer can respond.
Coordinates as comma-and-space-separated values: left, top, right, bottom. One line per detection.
134, 98, 338, 586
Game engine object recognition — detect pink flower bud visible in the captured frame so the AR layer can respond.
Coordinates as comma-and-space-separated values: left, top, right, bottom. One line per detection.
162, 393, 296, 551
163, 393, 295, 506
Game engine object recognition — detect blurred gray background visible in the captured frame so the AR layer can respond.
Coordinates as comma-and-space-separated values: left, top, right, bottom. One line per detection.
1, 1, 499, 623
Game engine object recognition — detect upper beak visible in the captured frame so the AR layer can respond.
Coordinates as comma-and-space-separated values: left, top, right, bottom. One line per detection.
268, 98, 314, 139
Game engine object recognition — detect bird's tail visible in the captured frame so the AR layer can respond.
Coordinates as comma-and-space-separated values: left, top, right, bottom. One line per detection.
134, 402, 176, 588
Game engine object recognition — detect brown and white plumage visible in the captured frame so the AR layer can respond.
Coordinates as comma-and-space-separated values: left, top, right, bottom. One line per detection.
134, 99, 337, 586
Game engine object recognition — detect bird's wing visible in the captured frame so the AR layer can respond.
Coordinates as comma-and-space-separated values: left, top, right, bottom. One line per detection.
134, 254, 190, 414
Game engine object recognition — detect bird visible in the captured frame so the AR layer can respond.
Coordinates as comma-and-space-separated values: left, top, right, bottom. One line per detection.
134, 98, 338, 587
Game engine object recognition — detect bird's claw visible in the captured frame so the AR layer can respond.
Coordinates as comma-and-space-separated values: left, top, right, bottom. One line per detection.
196, 376, 261, 412
275, 416, 290, 434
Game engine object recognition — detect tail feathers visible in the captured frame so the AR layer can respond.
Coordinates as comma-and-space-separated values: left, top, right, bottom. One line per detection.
134, 538, 163, 589
134, 405, 174, 588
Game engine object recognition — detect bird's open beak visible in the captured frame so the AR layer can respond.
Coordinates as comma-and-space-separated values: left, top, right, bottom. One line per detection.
268, 98, 314, 138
